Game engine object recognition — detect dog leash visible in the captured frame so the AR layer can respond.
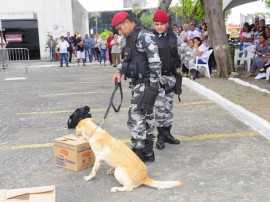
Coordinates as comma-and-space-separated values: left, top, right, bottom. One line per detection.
100, 82, 123, 128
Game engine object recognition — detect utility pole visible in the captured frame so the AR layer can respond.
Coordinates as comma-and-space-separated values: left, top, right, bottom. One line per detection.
0, 20, 6, 68
0, 20, 5, 48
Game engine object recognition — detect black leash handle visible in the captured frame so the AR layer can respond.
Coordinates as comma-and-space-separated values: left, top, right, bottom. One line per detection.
103, 82, 123, 121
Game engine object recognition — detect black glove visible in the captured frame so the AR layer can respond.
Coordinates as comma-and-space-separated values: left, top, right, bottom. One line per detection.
137, 86, 159, 114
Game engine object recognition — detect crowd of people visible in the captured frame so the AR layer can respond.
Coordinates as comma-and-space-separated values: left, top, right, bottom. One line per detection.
170, 21, 215, 79
47, 18, 215, 80
171, 16, 270, 80
0, 12, 218, 79
47, 31, 126, 68
238, 17, 270, 79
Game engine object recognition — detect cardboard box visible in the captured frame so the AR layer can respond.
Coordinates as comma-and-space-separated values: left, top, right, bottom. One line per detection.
53, 134, 95, 171
0, 185, 55, 202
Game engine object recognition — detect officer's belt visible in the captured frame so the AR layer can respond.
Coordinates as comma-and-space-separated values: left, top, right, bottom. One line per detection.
130, 78, 150, 86
159, 82, 175, 94
161, 71, 173, 76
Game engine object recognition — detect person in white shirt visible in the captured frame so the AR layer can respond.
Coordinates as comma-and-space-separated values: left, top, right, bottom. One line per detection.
187, 22, 201, 40
94, 33, 101, 61
180, 24, 189, 42
99, 35, 107, 66
191, 37, 208, 79
241, 22, 254, 57
57, 36, 69, 67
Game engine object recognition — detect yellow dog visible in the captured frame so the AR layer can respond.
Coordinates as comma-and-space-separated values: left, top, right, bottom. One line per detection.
76, 118, 183, 192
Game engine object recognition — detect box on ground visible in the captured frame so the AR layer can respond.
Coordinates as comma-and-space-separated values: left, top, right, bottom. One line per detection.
0, 185, 55, 202
53, 134, 95, 171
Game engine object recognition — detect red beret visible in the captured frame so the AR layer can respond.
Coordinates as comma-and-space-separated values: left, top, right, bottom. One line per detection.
153, 10, 169, 23
112, 12, 129, 27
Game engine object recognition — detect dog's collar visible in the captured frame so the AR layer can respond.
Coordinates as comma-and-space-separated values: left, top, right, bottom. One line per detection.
88, 126, 99, 140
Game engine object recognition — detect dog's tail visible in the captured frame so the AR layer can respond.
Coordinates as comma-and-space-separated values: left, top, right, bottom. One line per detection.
142, 177, 183, 189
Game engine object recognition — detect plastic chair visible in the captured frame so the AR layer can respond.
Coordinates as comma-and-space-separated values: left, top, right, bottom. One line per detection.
194, 49, 213, 78
234, 45, 255, 72
266, 67, 270, 80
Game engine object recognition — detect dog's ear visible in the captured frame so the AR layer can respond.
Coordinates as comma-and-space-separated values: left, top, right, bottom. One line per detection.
88, 118, 95, 123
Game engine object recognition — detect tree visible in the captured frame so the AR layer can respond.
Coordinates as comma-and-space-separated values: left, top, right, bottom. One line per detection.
171, 0, 205, 24
90, 12, 100, 34
200, 0, 233, 77
140, 11, 154, 27
132, 0, 142, 20
158, 0, 173, 12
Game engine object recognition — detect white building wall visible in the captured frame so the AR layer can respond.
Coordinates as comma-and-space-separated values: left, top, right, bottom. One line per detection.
0, 0, 88, 59
72, 0, 89, 35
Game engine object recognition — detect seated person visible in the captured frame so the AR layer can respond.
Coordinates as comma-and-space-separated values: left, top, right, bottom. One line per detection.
258, 37, 270, 68
191, 37, 208, 79
188, 39, 196, 55
248, 34, 268, 77
260, 60, 270, 72
181, 39, 195, 77
241, 22, 254, 56
256, 58, 270, 79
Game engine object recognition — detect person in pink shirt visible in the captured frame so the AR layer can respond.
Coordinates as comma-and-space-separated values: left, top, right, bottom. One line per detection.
107, 31, 114, 65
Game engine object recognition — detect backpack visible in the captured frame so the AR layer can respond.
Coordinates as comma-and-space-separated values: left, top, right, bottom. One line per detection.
67, 106, 92, 129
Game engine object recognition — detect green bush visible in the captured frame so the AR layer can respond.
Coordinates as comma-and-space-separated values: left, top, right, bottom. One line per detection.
140, 12, 154, 28
99, 29, 110, 39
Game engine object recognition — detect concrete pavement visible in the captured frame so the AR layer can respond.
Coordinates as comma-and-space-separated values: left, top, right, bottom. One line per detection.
0, 61, 270, 202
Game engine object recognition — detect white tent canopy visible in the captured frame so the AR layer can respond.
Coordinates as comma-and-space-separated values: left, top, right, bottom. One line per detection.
223, 0, 259, 10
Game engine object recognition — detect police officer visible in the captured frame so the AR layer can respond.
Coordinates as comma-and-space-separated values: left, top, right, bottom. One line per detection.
152, 10, 195, 150
112, 12, 162, 162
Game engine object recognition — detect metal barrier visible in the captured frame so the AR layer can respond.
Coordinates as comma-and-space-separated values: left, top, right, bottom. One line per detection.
0, 48, 30, 72
0, 48, 8, 68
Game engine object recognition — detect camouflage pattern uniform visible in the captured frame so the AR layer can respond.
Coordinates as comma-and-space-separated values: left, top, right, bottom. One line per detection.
177, 36, 196, 73
155, 32, 195, 128
118, 24, 161, 150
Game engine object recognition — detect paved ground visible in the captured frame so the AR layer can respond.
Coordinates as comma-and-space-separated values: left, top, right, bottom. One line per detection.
1, 61, 270, 202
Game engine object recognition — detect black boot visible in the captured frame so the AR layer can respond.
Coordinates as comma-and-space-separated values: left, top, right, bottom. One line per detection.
164, 126, 180, 144
132, 148, 145, 162
156, 127, 165, 150
144, 140, 155, 162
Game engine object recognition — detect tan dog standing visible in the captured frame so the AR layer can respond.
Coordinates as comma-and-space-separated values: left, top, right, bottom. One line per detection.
75, 118, 183, 192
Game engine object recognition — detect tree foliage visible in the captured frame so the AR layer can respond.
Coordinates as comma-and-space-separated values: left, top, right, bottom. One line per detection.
90, 11, 100, 33
132, 0, 156, 27
170, 0, 204, 24
132, 0, 142, 20
170, 0, 230, 24
265, 0, 270, 7
90, 12, 100, 22
99, 29, 110, 39
140, 12, 154, 27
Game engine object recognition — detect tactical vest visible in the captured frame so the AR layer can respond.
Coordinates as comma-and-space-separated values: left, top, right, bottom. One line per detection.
155, 29, 181, 76
121, 23, 149, 81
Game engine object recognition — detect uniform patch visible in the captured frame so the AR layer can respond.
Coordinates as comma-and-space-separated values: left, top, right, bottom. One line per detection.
145, 35, 152, 43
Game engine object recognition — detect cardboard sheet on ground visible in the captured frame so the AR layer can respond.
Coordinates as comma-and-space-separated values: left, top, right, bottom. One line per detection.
0, 185, 55, 202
